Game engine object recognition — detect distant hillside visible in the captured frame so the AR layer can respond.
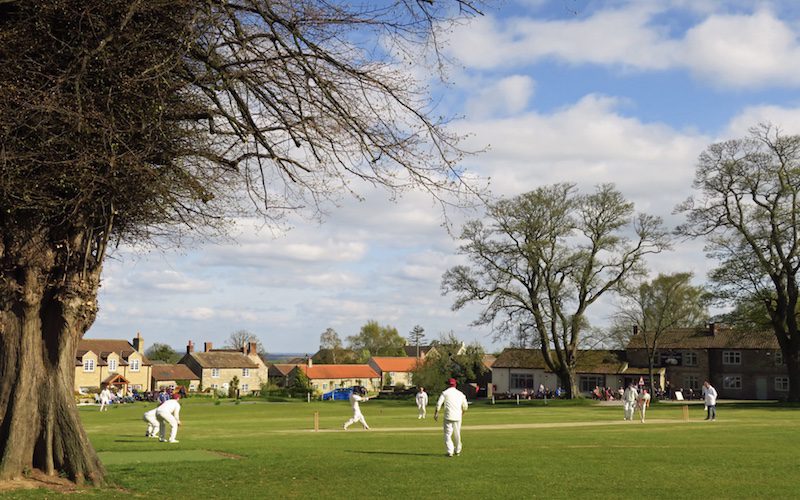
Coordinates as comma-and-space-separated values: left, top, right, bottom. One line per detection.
264, 353, 306, 363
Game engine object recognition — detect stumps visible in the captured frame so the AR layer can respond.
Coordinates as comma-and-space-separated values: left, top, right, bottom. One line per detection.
313, 411, 319, 432
682, 405, 689, 421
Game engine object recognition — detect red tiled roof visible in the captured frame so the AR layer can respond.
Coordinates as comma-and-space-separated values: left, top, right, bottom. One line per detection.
300, 364, 379, 379
152, 364, 200, 381
369, 357, 420, 372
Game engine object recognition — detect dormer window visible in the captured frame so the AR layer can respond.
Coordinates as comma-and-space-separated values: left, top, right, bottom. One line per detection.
83, 358, 95, 372
130, 359, 140, 372
108, 359, 117, 372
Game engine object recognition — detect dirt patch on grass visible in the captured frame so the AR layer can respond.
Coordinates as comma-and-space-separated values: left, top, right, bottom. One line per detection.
207, 449, 244, 459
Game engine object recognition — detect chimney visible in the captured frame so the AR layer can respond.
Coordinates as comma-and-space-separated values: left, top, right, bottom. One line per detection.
132, 332, 144, 352
306, 356, 313, 368
204, 341, 213, 352
248, 342, 258, 355
187, 340, 194, 354
632, 325, 639, 336
709, 323, 717, 336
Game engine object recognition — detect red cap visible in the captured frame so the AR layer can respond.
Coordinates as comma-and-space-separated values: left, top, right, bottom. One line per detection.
173, 393, 181, 400
448, 378, 457, 387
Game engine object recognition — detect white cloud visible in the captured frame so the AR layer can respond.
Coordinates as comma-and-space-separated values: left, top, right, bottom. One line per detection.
446, 4, 800, 89
466, 75, 536, 118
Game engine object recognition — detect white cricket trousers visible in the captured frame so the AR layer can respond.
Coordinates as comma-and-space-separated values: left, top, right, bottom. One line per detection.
638, 404, 647, 422
157, 411, 178, 441
418, 404, 427, 419
623, 402, 635, 420
143, 411, 160, 436
344, 412, 369, 430
443, 419, 462, 456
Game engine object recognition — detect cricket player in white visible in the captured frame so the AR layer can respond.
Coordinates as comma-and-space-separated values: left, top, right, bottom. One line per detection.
416, 387, 429, 419
622, 383, 638, 421
143, 408, 160, 437
343, 387, 370, 430
637, 389, 651, 422
434, 379, 468, 457
99, 387, 112, 412
156, 394, 182, 443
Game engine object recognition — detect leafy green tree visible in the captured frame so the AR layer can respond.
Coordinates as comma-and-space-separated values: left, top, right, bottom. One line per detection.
347, 321, 407, 358
412, 333, 486, 394
290, 369, 313, 397
144, 343, 180, 364
614, 272, 709, 395
0, 0, 482, 482
318, 328, 349, 364
443, 184, 670, 398
678, 124, 800, 401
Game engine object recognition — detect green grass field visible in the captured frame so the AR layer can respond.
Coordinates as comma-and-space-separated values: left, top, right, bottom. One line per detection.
5, 398, 800, 499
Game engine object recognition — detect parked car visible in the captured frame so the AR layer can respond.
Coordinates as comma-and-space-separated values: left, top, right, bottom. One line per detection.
321, 386, 367, 401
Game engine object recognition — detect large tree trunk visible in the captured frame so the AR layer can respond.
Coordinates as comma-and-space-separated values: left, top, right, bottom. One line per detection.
558, 369, 579, 399
0, 230, 106, 485
784, 345, 800, 403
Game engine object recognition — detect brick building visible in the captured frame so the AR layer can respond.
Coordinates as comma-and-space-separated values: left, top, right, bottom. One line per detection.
626, 323, 789, 400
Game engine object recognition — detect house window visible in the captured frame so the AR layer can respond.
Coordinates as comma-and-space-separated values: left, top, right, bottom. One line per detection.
211, 384, 219, 389
83, 359, 95, 372
322, 383, 327, 390
241, 384, 249, 392
108, 359, 117, 372
132, 384, 142, 390
130, 359, 140, 372
510, 373, 534, 390
775, 377, 789, 391
211, 368, 220, 378
775, 351, 785, 366
684, 352, 698, 366
189, 384, 197, 390
722, 351, 741, 365
723, 375, 742, 390
242, 368, 250, 377
579, 375, 605, 393
684, 375, 700, 390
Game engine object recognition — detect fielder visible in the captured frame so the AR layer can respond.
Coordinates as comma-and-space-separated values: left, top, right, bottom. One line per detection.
99, 386, 112, 412
637, 389, 651, 422
143, 408, 160, 438
416, 387, 429, 419
343, 387, 370, 430
622, 383, 638, 421
434, 378, 468, 457
156, 394, 182, 443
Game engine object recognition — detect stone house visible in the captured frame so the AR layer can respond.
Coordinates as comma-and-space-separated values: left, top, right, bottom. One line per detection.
151, 364, 201, 392
74, 333, 152, 395
491, 348, 663, 396
626, 323, 789, 400
178, 341, 268, 395
367, 356, 420, 388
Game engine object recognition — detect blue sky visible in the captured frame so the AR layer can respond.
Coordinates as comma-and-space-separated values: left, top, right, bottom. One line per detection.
88, 0, 800, 355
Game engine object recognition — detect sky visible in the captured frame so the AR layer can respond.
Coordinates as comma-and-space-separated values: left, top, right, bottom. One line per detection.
87, 0, 800, 355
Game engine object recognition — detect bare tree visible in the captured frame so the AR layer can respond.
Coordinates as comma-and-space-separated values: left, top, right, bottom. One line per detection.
0, 0, 485, 484
224, 330, 266, 355
678, 124, 800, 402
442, 184, 670, 397
614, 273, 708, 396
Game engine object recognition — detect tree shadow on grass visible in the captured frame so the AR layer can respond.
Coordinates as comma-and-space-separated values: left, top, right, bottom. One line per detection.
345, 450, 441, 457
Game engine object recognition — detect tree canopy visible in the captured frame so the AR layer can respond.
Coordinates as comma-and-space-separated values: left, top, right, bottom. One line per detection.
347, 320, 407, 359
678, 124, 800, 401
442, 183, 670, 397
0, 0, 486, 484
144, 343, 181, 364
